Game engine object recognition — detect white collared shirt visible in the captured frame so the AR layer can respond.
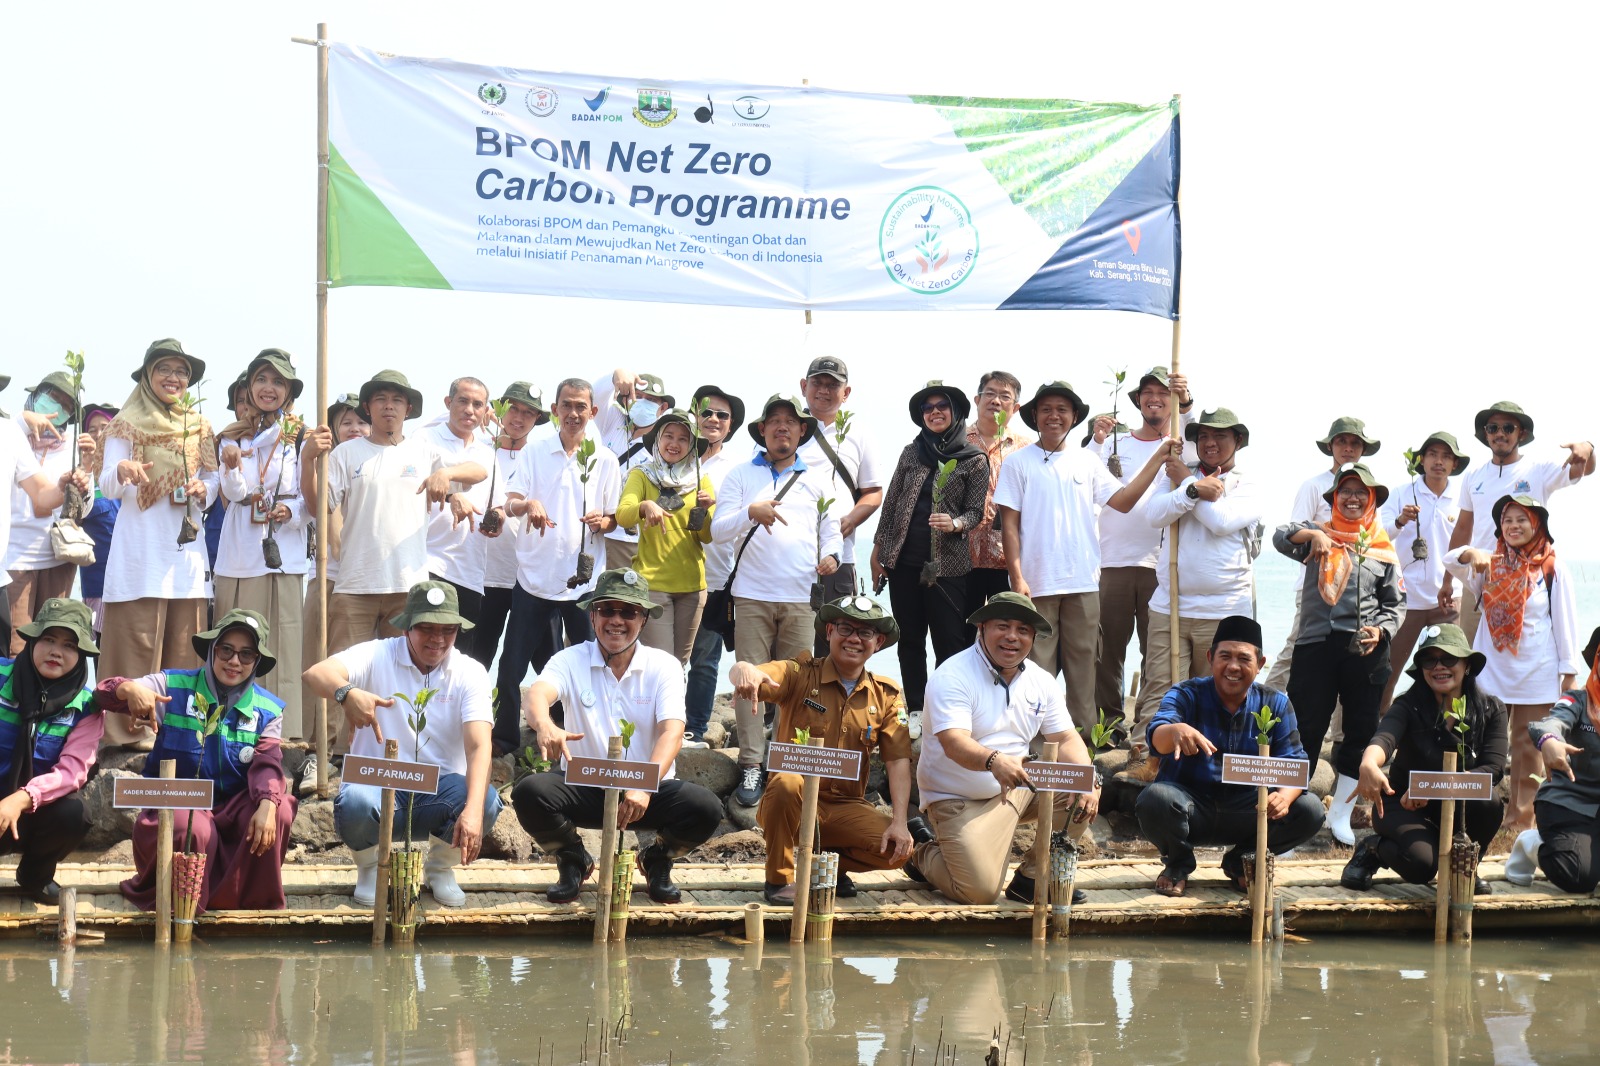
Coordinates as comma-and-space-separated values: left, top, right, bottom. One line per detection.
1142, 466, 1262, 619
698, 445, 744, 588
1457, 454, 1577, 551
483, 444, 524, 590
797, 416, 882, 561
1380, 474, 1459, 607
1093, 419, 1196, 569
423, 421, 496, 592
5, 416, 63, 572
506, 434, 620, 601
336, 637, 494, 776
710, 453, 842, 603
215, 423, 307, 578
994, 443, 1120, 596
536, 640, 686, 776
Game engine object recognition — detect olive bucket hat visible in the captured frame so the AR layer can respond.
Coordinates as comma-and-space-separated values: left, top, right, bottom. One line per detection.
815, 593, 900, 650
1405, 623, 1486, 681
193, 608, 275, 676
691, 384, 746, 435
27, 372, 80, 420
576, 568, 664, 618
747, 394, 818, 447
326, 391, 368, 426
1409, 430, 1471, 476
1019, 381, 1089, 432
1317, 416, 1381, 457
244, 348, 304, 401
1491, 493, 1553, 543
359, 370, 424, 420
907, 380, 972, 426
1322, 462, 1390, 508
966, 591, 1054, 639
389, 580, 477, 631
1128, 365, 1173, 408
642, 409, 710, 457
1474, 401, 1535, 446
1185, 407, 1251, 449
17, 598, 99, 656
635, 372, 674, 409
498, 381, 550, 426
133, 338, 205, 385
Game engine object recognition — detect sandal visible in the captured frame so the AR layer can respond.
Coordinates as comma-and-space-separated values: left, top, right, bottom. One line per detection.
1154, 864, 1189, 897
1221, 850, 1250, 894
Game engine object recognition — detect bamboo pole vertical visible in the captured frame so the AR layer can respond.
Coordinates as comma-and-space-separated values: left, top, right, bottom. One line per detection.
371, 738, 398, 946
311, 23, 332, 797
594, 735, 623, 944
789, 738, 825, 943
1031, 741, 1058, 941
155, 759, 175, 945
1251, 739, 1270, 944
57, 886, 77, 947
1166, 93, 1184, 691
1434, 751, 1457, 942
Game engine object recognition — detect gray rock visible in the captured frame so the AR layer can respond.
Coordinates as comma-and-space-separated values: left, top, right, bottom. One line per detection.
289, 799, 341, 851
1094, 749, 1131, 778
96, 748, 153, 775
725, 796, 759, 830
1308, 758, 1337, 799
81, 769, 139, 849
700, 719, 729, 749
674, 747, 739, 796
482, 812, 534, 862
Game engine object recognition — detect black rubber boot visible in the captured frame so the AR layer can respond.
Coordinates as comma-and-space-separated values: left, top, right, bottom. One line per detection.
637, 830, 696, 905
1005, 871, 1086, 905
1340, 835, 1382, 891
534, 821, 594, 904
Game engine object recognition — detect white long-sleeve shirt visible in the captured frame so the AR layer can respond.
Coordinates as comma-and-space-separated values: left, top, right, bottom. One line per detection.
423, 421, 496, 592
1142, 466, 1262, 619
1444, 547, 1581, 703
506, 435, 620, 601
99, 436, 220, 601
5, 418, 67, 572
1380, 474, 1459, 609
215, 424, 307, 578
710, 454, 841, 604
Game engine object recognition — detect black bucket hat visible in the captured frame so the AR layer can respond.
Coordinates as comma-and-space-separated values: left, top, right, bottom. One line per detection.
1018, 381, 1089, 432
1322, 462, 1390, 508
966, 591, 1053, 638
1409, 431, 1470, 477
226, 372, 252, 410
642, 409, 710, 457
1405, 623, 1486, 681
359, 370, 423, 420
498, 381, 549, 425
691, 385, 745, 435
1582, 626, 1600, 674
1318, 416, 1381, 456
907, 380, 972, 426
1491, 494, 1552, 543
748, 394, 817, 447
815, 593, 900, 650
244, 348, 304, 401
1185, 407, 1250, 449
133, 338, 205, 385
1474, 401, 1534, 446
194, 609, 276, 676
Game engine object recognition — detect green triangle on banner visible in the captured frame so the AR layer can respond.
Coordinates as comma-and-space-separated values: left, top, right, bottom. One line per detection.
326, 141, 451, 290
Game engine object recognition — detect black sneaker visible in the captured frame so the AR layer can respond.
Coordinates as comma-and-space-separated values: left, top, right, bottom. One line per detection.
905, 815, 935, 844
1340, 836, 1381, 891
732, 765, 764, 807
903, 860, 928, 884
835, 870, 857, 898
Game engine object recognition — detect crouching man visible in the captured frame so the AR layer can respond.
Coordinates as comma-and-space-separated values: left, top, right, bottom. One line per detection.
512, 569, 722, 904
730, 594, 914, 904
1135, 614, 1325, 897
304, 580, 501, 909
906, 592, 1101, 906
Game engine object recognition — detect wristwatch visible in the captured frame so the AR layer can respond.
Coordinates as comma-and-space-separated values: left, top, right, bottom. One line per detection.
1185, 483, 1201, 500
334, 683, 354, 705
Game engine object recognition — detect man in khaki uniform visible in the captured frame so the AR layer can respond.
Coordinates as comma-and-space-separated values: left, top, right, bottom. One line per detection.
730, 594, 914, 903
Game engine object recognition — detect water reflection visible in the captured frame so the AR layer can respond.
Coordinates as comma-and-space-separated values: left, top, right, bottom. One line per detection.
0, 935, 1593, 1064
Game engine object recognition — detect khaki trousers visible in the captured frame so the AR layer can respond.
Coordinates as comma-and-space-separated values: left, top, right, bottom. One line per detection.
1458, 591, 1482, 649
758, 772, 902, 885
99, 597, 206, 746
911, 788, 1087, 904
1027, 591, 1100, 729
1095, 565, 1156, 719
6, 564, 77, 656
731, 597, 814, 767
215, 573, 306, 738
605, 539, 638, 572
1133, 615, 1222, 730
327, 591, 408, 656
643, 588, 706, 666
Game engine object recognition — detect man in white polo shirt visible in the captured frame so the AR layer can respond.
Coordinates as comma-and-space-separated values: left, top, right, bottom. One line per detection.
511, 568, 723, 904
306, 580, 500, 910
906, 592, 1101, 905
423, 377, 498, 659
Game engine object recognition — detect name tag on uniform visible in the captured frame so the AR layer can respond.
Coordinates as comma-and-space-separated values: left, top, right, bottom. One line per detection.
803, 699, 828, 714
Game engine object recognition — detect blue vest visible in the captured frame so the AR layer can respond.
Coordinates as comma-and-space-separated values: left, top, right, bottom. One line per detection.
0, 659, 98, 786
141, 671, 285, 802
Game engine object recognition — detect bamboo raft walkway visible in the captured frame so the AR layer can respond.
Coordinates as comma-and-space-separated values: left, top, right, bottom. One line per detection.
3, 857, 1596, 940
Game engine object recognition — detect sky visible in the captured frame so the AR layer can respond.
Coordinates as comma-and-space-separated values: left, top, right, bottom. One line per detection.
3, 2, 1597, 602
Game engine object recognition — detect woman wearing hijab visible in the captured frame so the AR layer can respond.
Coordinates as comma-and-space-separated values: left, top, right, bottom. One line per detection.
214, 349, 308, 739
1274, 462, 1405, 844
1342, 624, 1505, 892
615, 409, 715, 665
1445, 494, 1579, 830
102, 609, 296, 914
1511, 627, 1600, 892
870, 381, 989, 727
0, 599, 101, 904
98, 338, 220, 747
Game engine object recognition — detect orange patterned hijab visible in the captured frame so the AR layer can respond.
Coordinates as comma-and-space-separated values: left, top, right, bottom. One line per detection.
1482, 512, 1556, 655
1315, 486, 1399, 606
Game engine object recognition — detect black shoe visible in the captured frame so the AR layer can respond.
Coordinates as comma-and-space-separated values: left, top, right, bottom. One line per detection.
764, 881, 796, 904
905, 815, 935, 844
1221, 848, 1251, 894
1341, 836, 1381, 891
637, 843, 682, 905
1004, 872, 1035, 904
732, 765, 764, 807
903, 860, 928, 884
1475, 877, 1491, 896
19, 880, 61, 906
835, 870, 857, 898
547, 848, 594, 904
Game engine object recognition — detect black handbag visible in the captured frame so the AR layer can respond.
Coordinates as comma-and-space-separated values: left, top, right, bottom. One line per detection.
701, 471, 801, 651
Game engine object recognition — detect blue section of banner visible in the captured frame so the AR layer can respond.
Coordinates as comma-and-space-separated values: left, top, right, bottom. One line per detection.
998, 117, 1181, 316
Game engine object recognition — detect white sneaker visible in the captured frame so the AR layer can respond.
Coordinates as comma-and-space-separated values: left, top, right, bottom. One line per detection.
1504, 829, 1542, 886
425, 839, 468, 908
296, 755, 320, 797
680, 734, 710, 750
907, 710, 923, 741
352, 845, 380, 906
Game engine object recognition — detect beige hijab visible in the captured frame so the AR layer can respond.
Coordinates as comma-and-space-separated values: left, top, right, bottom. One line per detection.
105, 373, 218, 510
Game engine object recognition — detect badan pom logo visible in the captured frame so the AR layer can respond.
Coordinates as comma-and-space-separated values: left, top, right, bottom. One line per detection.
632, 87, 678, 128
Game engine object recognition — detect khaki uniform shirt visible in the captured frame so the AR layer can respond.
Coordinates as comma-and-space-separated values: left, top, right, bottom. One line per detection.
755, 652, 911, 800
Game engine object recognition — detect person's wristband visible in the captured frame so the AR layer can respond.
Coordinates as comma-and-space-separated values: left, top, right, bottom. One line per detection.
1536, 732, 1559, 751
1178, 398, 1194, 411
984, 750, 999, 772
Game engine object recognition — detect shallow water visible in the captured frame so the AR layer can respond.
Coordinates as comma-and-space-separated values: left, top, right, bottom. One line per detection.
4, 932, 1595, 1064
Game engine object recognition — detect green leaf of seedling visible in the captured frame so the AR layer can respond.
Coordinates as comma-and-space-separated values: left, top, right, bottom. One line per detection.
1251, 705, 1281, 748
817, 496, 835, 516
793, 727, 812, 746
619, 718, 636, 757
993, 409, 1009, 435
834, 410, 852, 443
1085, 709, 1123, 753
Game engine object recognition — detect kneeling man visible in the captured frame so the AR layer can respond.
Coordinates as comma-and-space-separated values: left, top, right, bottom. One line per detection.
908, 592, 1102, 905
731, 595, 914, 904
305, 581, 501, 908
1135, 614, 1324, 896
512, 569, 722, 904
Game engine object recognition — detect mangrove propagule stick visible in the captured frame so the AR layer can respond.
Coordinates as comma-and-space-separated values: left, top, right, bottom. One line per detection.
1251, 740, 1270, 944
789, 738, 825, 943
1031, 741, 1058, 942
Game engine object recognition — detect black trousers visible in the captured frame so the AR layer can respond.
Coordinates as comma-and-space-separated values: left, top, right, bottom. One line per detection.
0, 792, 87, 887
812, 564, 859, 657
1535, 800, 1600, 894
510, 773, 722, 849
966, 567, 1010, 619
472, 585, 516, 748
498, 587, 593, 740
1373, 795, 1504, 883
428, 574, 483, 660
1135, 780, 1325, 878
1287, 636, 1390, 780
886, 565, 970, 711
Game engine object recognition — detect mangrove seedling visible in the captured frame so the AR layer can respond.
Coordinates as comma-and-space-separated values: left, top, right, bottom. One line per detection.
810, 495, 835, 610
1403, 448, 1429, 561
1250, 704, 1280, 748
792, 727, 812, 746
175, 384, 208, 546
391, 687, 438, 852
993, 408, 1010, 437
61, 350, 88, 520
1104, 367, 1128, 477
685, 398, 709, 532
479, 401, 510, 536
1084, 709, 1123, 755
566, 438, 598, 588
618, 718, 636, 758
833, 409, 852, 446
183, 691, 227, 856
1445, 696, 1471, 764
921, 459, 958, 587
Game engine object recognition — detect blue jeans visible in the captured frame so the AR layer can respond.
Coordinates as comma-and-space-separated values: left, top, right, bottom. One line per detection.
684, 619, 725, 737
333, 772, 503, 850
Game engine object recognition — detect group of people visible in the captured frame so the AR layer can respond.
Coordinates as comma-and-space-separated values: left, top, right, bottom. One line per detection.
1, 344, 1597, 915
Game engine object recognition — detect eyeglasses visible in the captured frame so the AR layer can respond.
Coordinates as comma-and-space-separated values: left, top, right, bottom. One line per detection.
830, 622, 877, 640
594, 604, 643, 620
1416, 653, 1462, 670
1483, 422, 1521, 435
214, 645, 260, 665
1335, 486, 1369, 498
920, 400, 952, 415
152, 365, 191, 382
698, 409, 732, 421
978, 390, 1015, 403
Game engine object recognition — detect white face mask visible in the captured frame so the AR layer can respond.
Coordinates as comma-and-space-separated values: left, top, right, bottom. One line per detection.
628, 398, 662, 428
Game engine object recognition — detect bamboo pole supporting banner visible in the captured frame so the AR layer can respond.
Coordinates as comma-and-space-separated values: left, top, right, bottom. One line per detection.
314, 23, 332, 798
594, 735, 623, 944
1252, 739, 1270, 944
1031, 741, 1058, 942
371, 738, 398, 946
1165, 94, 1184, 692
789, 737, 825, 943
1435, 751, 1458, 942
155, 759, 175, 945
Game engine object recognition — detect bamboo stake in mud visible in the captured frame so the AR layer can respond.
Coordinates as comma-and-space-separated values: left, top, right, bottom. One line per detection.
594, 735, 623, 944
1434, 751, 1457, 943
155, 759, 175, 945
744, 901, 764, 945
371, 738, 398, 945
790, 737, 825, 943
1031, 741, 1058, 942
57, 886, 77, 947
1251, 739, 1270, 944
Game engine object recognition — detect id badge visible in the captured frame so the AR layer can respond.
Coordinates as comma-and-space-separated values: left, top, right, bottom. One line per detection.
170, 484, 188, 505
251, 495, 271, 524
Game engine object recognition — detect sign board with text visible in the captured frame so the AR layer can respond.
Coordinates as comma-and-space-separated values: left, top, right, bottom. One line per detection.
1027, 761, 1097, 794
112, 778, 215, 810
565, 757, 662, 793
1220, 754, 1310, 790
767, 742, 863, 782
341, 755, 442, 795
1407, 771, 1495, 802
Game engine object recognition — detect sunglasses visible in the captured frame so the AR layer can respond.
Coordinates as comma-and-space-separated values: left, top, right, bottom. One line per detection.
1416, 653, 1462, 670
214, 645, 260, 665
594, 604, 643, 620
1483, 422, 1521, 435
920, 400, 952, 415
698, 409, 732, 421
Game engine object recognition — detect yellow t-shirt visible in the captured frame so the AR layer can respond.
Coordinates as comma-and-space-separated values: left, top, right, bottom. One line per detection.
614, 468, 716, 593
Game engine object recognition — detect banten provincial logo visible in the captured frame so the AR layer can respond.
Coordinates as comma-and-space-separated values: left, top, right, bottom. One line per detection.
879, 186, 980, 295
632, 87, 677, 128
525, 86, 559, 117
478, 82, 508, 107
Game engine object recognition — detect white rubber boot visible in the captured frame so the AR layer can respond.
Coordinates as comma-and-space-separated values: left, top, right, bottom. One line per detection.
1327, 774, 1360, 846
352, 846, 380, 906
426, 839, 468, 908
1504, 828, 1542, 887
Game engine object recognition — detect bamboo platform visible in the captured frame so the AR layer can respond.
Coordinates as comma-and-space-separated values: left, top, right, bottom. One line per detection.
2, 857, 1597, 940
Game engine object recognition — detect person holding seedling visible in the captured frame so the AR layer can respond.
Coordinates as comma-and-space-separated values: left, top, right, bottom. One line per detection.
78, 401, 121, 642
1136, 615, 1323, 897
1515, 627, 1600, 892
98, 339, 216, 747
1445, 495, 1579, 832
592, 368, 672, 572
711, 395, 842, 808
871, 381, 988, 737
681, 384, 745, 748
729, 593, 912, 904
305, 580, 500, 909
1342, 624, 1505, 892
108, 608, 298, 913
512, 568, 721, 904
962, 371, 1030, 618
0, 599, 102, 905
906, 592, 1101, 906
214, 349, 309, 738
994, 380, 1172, 729
421, 377, 498, 658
